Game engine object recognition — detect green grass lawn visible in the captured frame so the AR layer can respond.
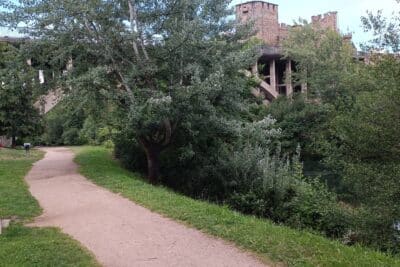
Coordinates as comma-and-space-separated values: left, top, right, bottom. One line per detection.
0, 148, 99, 267
0, 149, 43, 219
73, 146, 400, 267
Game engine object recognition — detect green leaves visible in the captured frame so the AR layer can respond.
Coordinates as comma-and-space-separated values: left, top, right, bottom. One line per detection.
283, 24, 357, 104
361, 6, 400, 52
0, 43, 42, 143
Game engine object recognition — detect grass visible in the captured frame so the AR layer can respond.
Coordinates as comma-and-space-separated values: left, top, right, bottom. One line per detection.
73, 146, 400, 267
0, 148, 99, 267
0, 226, 98, 267
0, 149, 43, 219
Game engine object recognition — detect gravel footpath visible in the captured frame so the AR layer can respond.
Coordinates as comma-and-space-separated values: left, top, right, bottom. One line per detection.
25, 147, 267, 267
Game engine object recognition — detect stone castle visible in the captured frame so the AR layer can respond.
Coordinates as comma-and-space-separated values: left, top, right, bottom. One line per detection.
236, 1, 338, 46
236, 1, 345, 103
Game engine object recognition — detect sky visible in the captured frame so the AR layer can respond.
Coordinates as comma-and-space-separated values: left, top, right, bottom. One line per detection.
232, 0, 400, 47
1, 0, 399, 47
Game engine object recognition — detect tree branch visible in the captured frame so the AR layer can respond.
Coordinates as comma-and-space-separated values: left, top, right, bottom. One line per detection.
128, 0, 141, 60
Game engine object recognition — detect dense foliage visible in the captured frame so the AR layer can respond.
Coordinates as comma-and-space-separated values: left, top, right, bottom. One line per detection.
0, 43, 42, 146
2, 0, 399, 256
38, 93, 116, 147
269, 19, 400, 253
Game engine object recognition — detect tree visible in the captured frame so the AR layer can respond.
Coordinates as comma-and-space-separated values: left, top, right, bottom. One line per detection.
0, 43, 41, 147
265, 95, 329, 157
267, 13, 400, 252
280, 11, 400, 252
361, 0, 400, 52
0, 0, 256, 182
326, 53, 400, 253
277, 24, 361, 185
282, 23, 357, 105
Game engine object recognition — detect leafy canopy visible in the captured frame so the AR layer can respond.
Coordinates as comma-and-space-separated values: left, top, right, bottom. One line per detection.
0, 0, 257, 180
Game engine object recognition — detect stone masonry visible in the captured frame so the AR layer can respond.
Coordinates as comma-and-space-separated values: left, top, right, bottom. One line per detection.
236, 1, 342, 103
236, 1, 338, 46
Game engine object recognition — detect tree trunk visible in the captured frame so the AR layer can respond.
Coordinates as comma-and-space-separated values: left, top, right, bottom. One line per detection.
142, 144, 161, 184
11, 136, 16, 148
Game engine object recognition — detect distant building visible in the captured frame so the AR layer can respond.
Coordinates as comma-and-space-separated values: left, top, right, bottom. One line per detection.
235, 1, 348, 103
236, 1, 338, 46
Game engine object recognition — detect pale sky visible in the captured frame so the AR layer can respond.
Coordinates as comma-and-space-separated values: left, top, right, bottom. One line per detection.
232, 0, 400, 47
1, 0, 399, 47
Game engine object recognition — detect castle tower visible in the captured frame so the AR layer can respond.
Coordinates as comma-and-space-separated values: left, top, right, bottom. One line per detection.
311, 12, 338, 32
236, 2, 343, 103
236, 1, 280, 46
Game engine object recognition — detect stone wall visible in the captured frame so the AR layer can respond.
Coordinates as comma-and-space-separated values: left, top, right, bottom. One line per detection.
236, 1, 340, 46
34, 89, 63, 115
311, 12, 338, 31
236, 1, 280, 46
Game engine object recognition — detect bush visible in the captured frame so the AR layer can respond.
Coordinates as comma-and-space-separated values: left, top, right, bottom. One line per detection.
287, 178, 351, 238
39, 100, 87, 146
102, 139, 114, 149
114, 115, 351, 240
78, 117, 117, 146
43, 115, 64, 145
352, 207, 400, 254
79, 117, 98, 145
62, 128, 85, 146
225, 145, 350, 239
113, 131, 147, 174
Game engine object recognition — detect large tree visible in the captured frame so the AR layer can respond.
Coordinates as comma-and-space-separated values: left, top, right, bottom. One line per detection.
0, 43, 41, 147
282, 23, 358, 104
0, 0, 256, 182
279, 12, 400, 252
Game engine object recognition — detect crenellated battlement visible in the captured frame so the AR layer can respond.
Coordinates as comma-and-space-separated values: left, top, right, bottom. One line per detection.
235, 2, 348, 102
235, 1, 278, 20
311, 12, 338, 31
311, 12, 338, 22
236, 1, 280, 45
236, 1, 342, 46
236, 1, 278, 13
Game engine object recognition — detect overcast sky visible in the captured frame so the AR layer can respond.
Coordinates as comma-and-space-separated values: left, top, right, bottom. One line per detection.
232, 0, 400, 47
1, 0, 399, 47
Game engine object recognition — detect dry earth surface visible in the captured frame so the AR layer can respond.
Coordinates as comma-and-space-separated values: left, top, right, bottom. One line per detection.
25, 147, 267, 267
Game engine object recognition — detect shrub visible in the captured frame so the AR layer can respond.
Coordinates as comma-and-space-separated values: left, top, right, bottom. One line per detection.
225, 145, 350, 239
114, 114, 351, 241
102, 139, 115, 149
79, 117, 98, 145
352, 207, 400, 254
287, 178, 351, 238
43, 115, 64, 145
62, 128, 85, 146
40, 100, 88, 146
113, 131, 147, 174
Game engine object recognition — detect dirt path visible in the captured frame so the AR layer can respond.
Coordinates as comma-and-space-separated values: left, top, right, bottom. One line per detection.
25, 147, 266, 267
